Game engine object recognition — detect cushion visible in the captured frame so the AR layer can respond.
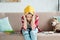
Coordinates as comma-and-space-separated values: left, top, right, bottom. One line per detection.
0, 17, 14, 33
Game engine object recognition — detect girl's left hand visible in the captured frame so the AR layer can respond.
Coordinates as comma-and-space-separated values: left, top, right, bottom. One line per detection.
31, 14, 36, 30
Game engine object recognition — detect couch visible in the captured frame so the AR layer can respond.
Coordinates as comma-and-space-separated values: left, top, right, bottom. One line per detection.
0, 12, 60, 40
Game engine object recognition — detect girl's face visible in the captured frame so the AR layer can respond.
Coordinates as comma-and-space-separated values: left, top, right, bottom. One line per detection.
26, 14, 33, 22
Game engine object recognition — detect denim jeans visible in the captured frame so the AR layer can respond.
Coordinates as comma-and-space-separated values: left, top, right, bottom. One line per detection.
22, 28, 38, 40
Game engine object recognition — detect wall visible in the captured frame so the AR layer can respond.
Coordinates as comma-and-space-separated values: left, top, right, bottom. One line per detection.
0, 0, 58, 13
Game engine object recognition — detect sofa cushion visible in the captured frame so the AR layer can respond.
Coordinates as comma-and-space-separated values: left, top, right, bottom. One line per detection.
37, 32, 60, 40
5, 13, 23, 32
0, 32, 24, 40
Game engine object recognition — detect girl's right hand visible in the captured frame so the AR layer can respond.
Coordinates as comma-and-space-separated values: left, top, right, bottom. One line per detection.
23, 15, 27, 30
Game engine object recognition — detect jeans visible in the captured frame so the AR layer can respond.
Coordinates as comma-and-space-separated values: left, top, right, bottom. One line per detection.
22, 28, 38, 40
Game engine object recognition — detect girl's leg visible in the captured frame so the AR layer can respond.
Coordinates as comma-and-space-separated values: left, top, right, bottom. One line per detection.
22, 29, 31, 40
30, 28, 38, 40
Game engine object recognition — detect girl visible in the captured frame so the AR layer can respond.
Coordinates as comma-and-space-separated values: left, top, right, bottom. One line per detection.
20, 5, 40, 40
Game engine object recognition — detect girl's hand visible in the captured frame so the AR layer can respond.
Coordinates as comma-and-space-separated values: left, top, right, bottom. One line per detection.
23, 15, 27, 30
31, 14, 36, 30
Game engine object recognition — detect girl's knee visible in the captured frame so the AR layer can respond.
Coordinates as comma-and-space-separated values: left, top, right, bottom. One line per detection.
30, 31, 36, 35
22, 30, 29, 35
30, 28, 38, 34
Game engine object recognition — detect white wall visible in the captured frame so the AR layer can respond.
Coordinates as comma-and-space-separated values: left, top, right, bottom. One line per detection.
0, 0, 58, 12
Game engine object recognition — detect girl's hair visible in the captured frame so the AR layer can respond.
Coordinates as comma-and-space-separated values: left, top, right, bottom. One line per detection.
25, 12, 33, 17
28, 12, 33, 16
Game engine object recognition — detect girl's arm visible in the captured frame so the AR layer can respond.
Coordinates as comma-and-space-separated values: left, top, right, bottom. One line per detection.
35, 15, 39, 27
